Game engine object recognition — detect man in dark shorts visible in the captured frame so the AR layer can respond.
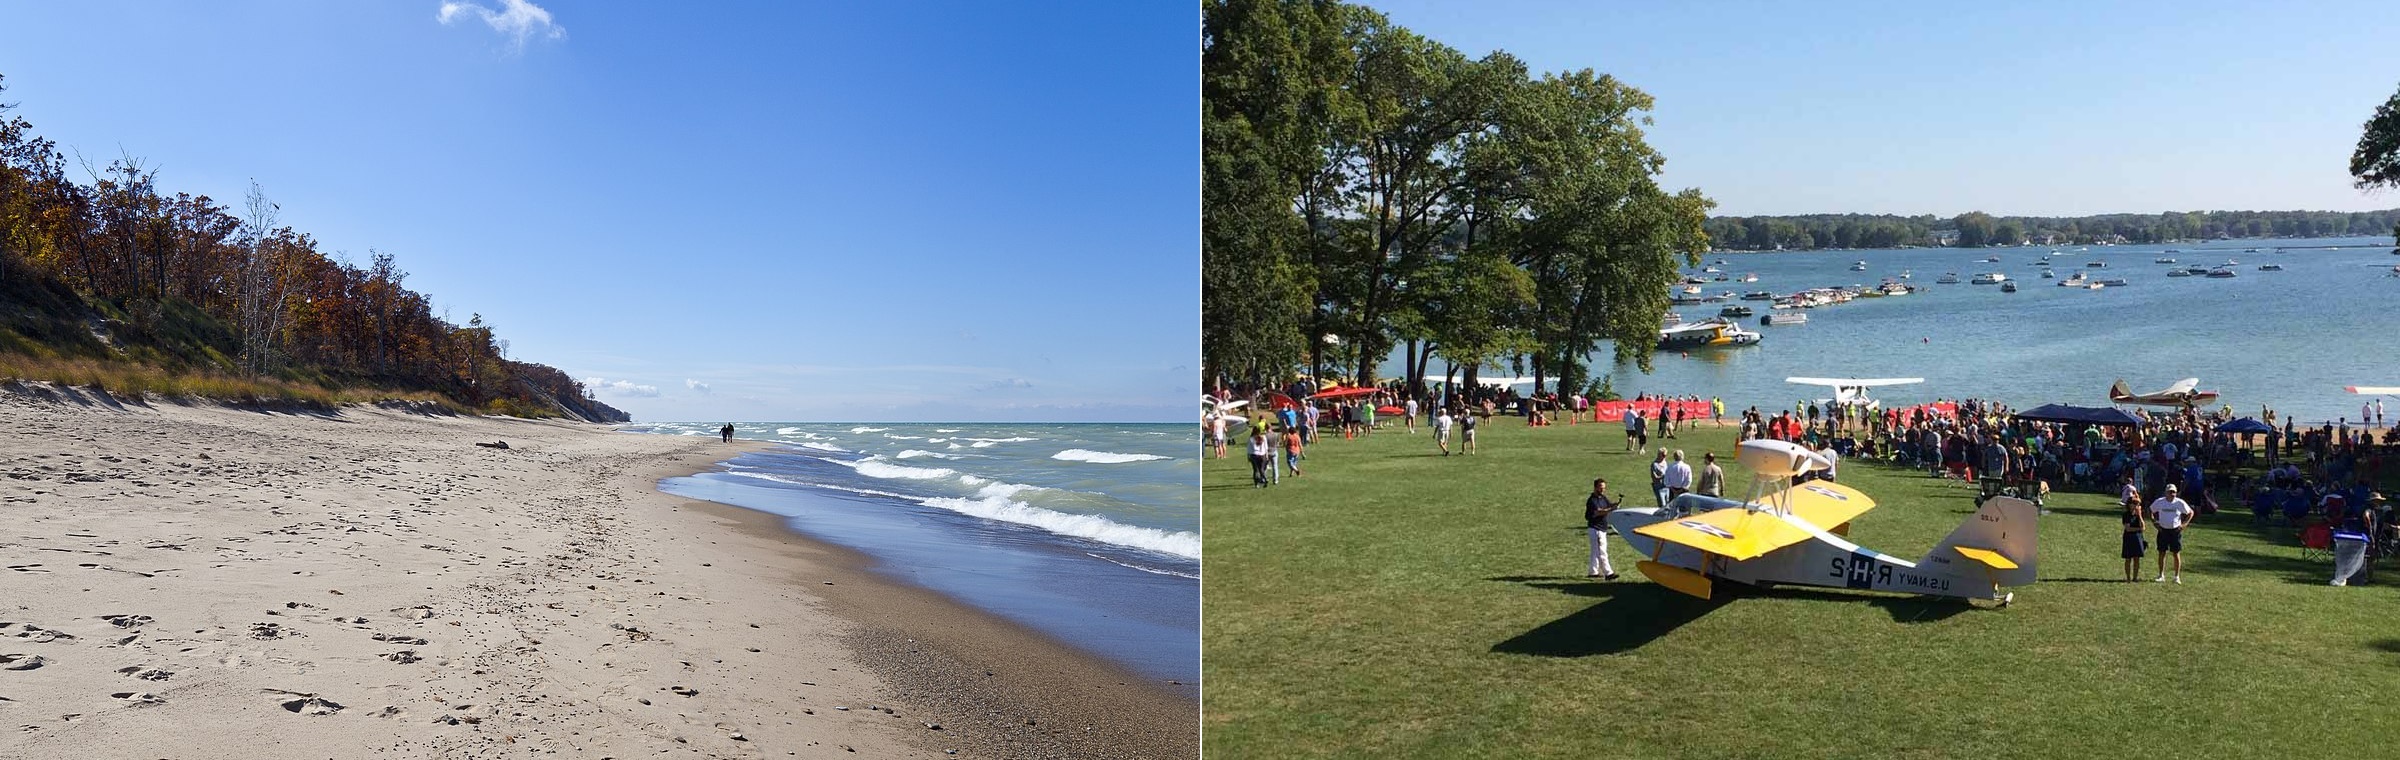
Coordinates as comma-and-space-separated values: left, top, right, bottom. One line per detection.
2149, 483, 2194, 583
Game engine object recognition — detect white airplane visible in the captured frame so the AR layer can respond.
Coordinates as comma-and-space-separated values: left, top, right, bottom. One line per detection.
2347, 386, 2400, 396
2109, 377, 2219, 408
1202, 396, 1250, 426
1785, 376, 1924, 411
1606, 439, 2038, 606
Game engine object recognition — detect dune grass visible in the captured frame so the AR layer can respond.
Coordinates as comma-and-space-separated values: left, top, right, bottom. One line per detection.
1203, 416, 2400, 759
0, 353, 470, 412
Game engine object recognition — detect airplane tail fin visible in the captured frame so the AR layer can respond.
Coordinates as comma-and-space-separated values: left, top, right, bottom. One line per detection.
1921, 496, 2038, 587
2108, 378, 2130, 402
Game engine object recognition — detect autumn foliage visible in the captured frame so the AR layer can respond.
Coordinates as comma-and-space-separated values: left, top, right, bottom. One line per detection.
0, 75, 624, 421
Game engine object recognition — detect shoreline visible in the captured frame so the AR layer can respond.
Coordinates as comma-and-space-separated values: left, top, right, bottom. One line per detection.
0, 388, 1192, 758
663, 473, 1199, 759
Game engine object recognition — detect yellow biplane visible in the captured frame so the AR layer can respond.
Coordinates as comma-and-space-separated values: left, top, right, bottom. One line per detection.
1607, 440, 2038, 605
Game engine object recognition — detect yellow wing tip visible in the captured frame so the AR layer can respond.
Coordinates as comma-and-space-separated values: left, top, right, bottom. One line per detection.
1637, 561, 1712, 600
1952, 546, 2020, 570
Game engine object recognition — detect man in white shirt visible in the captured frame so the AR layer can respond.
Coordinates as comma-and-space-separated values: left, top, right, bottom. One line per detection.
1663, 450, 1695, 502
1623, 408, 1644, 453
2149, 483, 2195, 583
1434, 408, 1454, 456
1816, 444, 1840, 482
1404, 396, 1420, 434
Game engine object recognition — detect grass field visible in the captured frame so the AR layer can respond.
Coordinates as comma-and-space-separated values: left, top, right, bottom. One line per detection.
1203, 415, 2400, 759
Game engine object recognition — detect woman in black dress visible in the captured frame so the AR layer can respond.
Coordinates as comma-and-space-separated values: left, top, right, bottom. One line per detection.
2120, 497, 2147, 582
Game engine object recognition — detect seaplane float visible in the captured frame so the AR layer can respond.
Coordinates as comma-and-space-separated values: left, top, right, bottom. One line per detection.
1609, 439, 2038, 606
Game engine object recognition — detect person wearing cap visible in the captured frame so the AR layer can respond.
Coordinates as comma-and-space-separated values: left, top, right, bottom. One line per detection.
2149, 483, 2195, 583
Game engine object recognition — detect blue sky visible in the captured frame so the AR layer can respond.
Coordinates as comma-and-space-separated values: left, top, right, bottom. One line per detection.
0, 1, 1196, 422
1367, 0, 2400, 217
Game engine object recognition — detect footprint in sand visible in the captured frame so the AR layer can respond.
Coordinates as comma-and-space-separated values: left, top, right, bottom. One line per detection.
114, 666, 171, 681
5, 565, 47, 573
0, 654, 47, 671
372, 705, 406, 719
371, 633, 428, 646
98, 614, 153, 629
0, 625, 74, 644
109, 692, 164, 707
381, 650, 421, 665
276, 696, 344, 715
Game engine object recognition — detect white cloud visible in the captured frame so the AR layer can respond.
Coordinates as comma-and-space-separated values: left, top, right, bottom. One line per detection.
974, 378, 1035, 392
685, 379, 713, 394
582, 377, 660, 398
437, 0, 565, 50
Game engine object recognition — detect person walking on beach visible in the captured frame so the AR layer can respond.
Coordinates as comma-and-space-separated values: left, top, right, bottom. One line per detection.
1434, 406, 1454, 456
1585, 477, 1620, 580
721, 423, 734, 443
2150, 484, 2194, 583
1404, 395, 1419, 434
2120, 497, 2148, 582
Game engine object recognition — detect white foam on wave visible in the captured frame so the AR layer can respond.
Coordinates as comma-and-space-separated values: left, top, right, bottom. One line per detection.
964, 436, 1038, 448
934, 429, 961, 433
919, 484, 1200, 559
793, 442, 849, 453
850, 427, 889, 434
896, 449, 959, 460
885, 434, 923, 440
838, 457, 957, 480
724, 471, 919, 501
776, 427, 805, 436
1085, 552, 1200, 579
1051, 449, 1170, 464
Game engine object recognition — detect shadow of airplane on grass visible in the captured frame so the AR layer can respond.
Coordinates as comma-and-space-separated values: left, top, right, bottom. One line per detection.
1486, 573, 1976, 657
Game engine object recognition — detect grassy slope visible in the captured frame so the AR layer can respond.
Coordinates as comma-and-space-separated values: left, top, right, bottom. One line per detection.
1203, 417, 2400, 759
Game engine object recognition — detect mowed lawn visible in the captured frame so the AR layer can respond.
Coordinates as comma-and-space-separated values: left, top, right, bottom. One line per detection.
1203, 416, 2400, 759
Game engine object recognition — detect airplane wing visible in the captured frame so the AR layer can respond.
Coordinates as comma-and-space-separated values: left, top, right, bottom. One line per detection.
2347, 386, 2400, 395
1786, 377, 1924, 388
1780, 480, 1878, 529
1633, 506, 1816, 561
2162, 378, 2198, 395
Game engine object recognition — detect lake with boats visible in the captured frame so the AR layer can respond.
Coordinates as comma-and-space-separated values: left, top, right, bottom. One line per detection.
1388, 235, 2400, 425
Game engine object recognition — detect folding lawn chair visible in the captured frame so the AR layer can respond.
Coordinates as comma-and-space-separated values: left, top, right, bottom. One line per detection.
2300, 522, 2335, 563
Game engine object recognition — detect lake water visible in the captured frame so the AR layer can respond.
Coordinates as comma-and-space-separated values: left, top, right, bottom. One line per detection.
623, 422, 1198, 684
1393, 235, 2400, 425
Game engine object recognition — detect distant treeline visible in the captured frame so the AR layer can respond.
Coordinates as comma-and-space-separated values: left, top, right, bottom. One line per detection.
0, 75, 624, 421
1705, 210, 2400, 251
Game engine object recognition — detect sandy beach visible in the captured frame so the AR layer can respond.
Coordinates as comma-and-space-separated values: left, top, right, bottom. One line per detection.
0, 384, 1195, 758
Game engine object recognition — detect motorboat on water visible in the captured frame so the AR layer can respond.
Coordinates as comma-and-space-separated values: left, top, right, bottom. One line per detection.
1970, 272, 2008, 284
1760, 311, 1808, 326
1681, 285, 1703, 294
1739, 273, 1759, 282
1900, 270, 1913, 279
1935, 272, 1962, 284
1719, 304, 1754, 318
2040, 269, 2055, 278
1740, 291, 1778, 301
2155, 257, 2177, 264
2086, 260, 2108, 268
1981, 256, 2001, 263
2096, 278, 2128, 287
2000, 281, 2018, 293
1657, 318, 1763, 349
1712, 274, 1731, 282
2166, 268, 2192, 277
1703, 266, 1724, 273
2222, 259, 2239, 266
2183, 266, 2213, 276
1850, 262, 1868, 271
2087, 282, 2106, 290
2206, 267, 2237, 278
2058, 272, 2089, 286
2257, 263, 2284, 271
